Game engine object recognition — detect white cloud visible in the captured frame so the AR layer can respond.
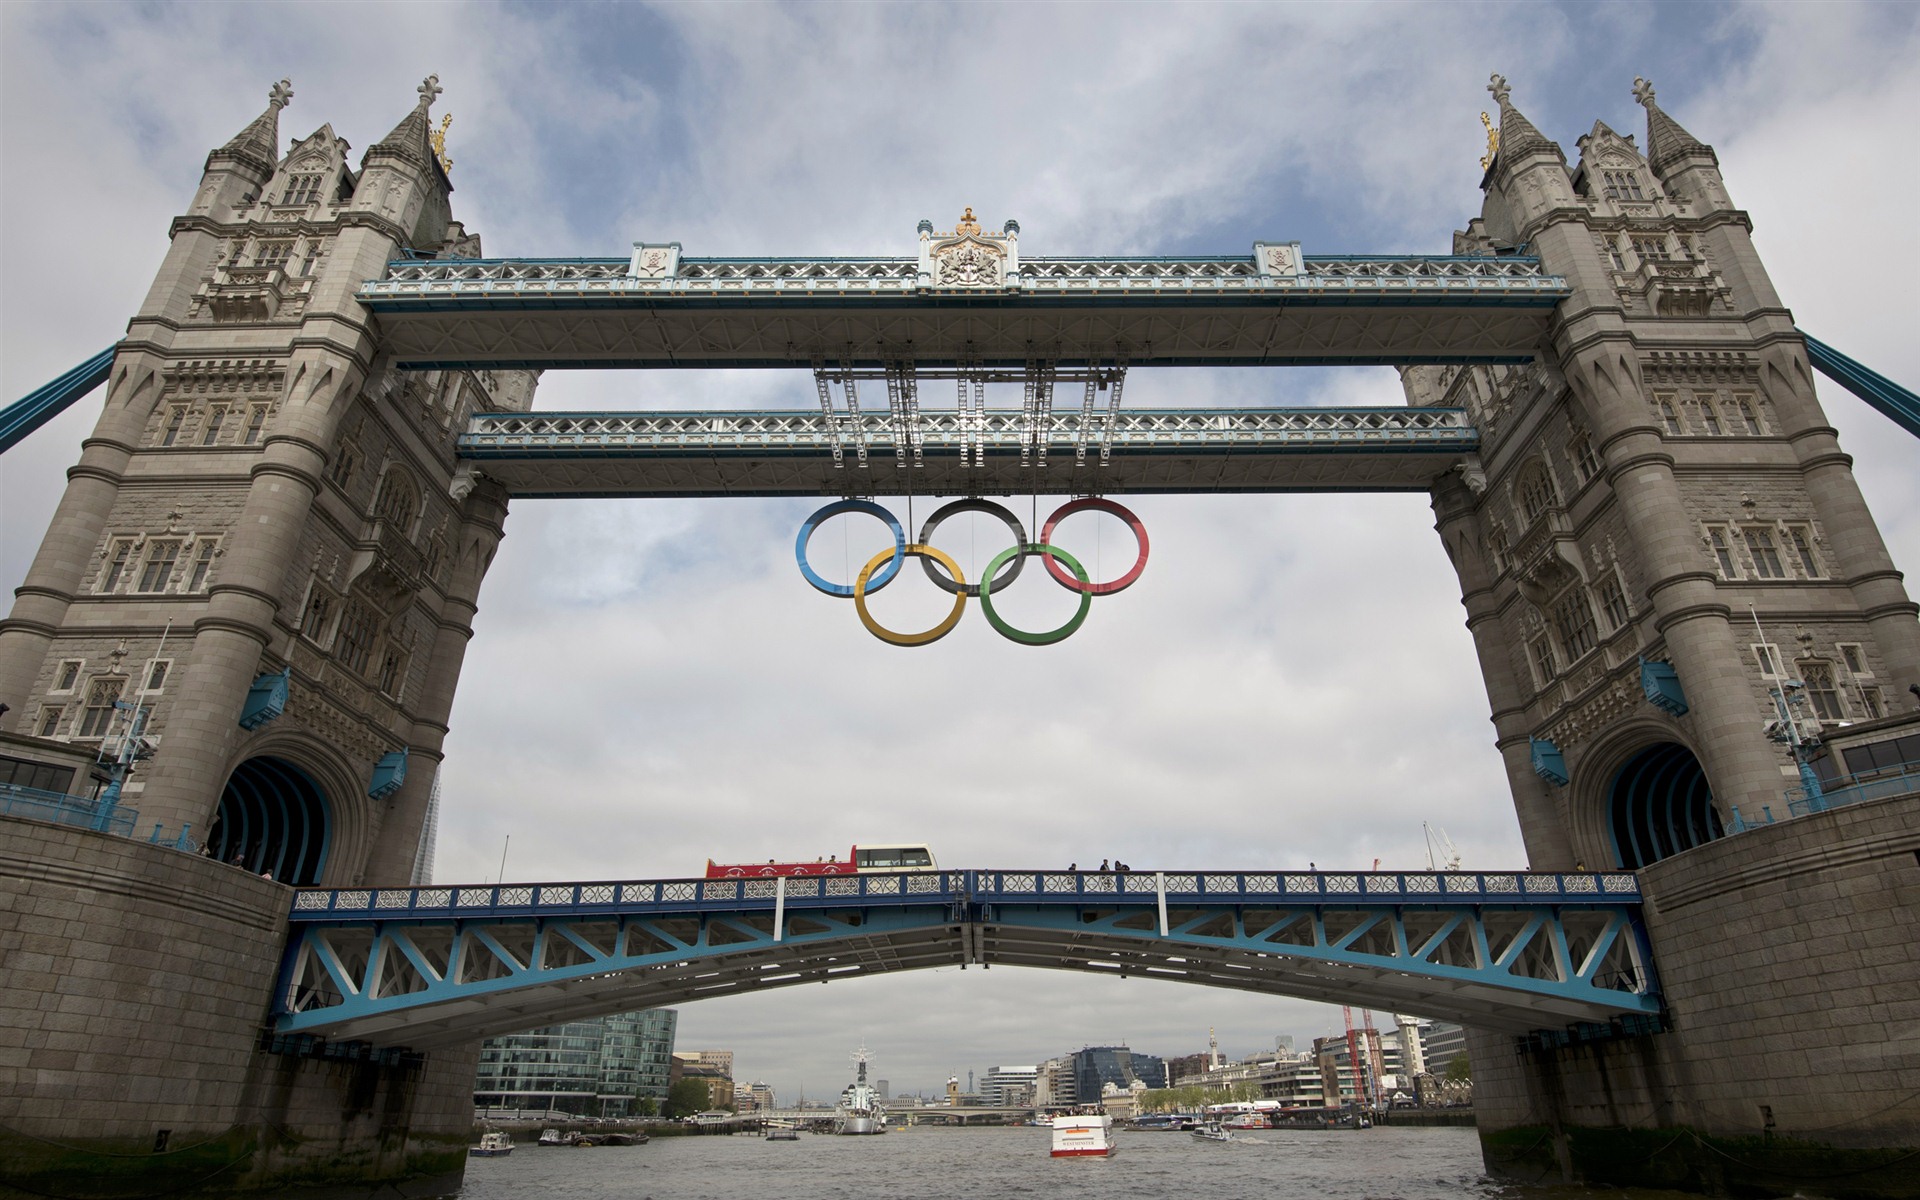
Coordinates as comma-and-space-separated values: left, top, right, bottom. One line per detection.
3, 1, 1916, 1101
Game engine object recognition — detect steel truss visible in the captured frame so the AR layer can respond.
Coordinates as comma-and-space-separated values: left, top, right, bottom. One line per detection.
275, 868, 1658, 1049
455, 405, 1477, 498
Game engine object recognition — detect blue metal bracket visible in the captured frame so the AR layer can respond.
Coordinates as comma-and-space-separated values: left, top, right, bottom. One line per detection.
1640, 658, 1689, 717
1530, 737, 1570, 786
1801, 330, 1920, 440
239, 669, 290, 730
368, 749, 409, 801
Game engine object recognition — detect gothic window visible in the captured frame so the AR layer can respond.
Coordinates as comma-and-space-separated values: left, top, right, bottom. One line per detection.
54, 660, 82, 692
36, 706, 64, 737
1698, 398, 1723, 436
375, 470, 418, 531
1598, 575, 1630, 630
1554, 591, 1599, 661
161, 406, 187, 447
76, 678, 124, 739
1705, 526, 1738, 579
1516, 466, 1556, 523
201, 405, 227, 446
1798, 661, 1844, 721
1753, 644, 1781, 676
1785, 525, 1821, 577
1606, 240, 1626, 271
1568, 429, 1601, 481
1603, 170, 1645, 201
1838, 644, 1868, 675
144, 660, 170, 691
1530, 635, 1558, 684
300, 590, 335, 642
281, 174, 322, 206
329, 442, 359, 488
254, 241, 294, 271
1743, 528, 1786, 579
335, 597, 380, 675
377, 647, 407, 698
1656, 395, 1685, 435
186, 539, 218, 591
101, 539, 139, 593
1861, 688, 1883, 719
1631, 235, 1669, 262
243, 405, 269, 445
1732, 394, 1763, 435
1487, 526, 1509, 575
422, 535, 445, 583
136, 540, 181, 592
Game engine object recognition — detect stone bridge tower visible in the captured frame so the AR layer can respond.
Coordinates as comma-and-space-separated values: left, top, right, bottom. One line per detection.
1406, 77, 1920, 1193
0, 78, 535, 887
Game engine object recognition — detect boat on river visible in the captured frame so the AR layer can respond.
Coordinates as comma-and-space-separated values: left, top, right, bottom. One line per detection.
1190, 1121, 1235, 1143
1050, 1113, 1118, 1157
834, 1046, 888, 1135
469, 1130, 514, 1157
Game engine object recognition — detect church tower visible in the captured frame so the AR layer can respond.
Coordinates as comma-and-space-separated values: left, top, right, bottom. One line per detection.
1406, 76, 1919, 872
0, 79, 536, 885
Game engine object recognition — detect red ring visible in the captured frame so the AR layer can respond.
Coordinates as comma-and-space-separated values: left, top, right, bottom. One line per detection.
1040, 498, 1149, 595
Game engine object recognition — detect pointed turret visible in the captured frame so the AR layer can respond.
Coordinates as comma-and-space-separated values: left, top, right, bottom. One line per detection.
1632, 77, 1717, 173
368, 74, 442, 172
206, 79, 291, 178
1485, 73, 1565, 168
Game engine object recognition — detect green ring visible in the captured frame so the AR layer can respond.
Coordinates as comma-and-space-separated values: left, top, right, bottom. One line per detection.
977, 543, 1093, 646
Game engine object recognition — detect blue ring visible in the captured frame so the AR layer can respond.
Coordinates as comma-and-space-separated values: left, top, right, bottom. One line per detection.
796, 501, 905, 597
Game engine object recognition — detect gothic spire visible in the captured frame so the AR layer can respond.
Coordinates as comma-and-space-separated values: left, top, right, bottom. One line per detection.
1485, 73, 1564, 166
370, 74, 443, 170
212, 79, 292, 174
1632, 77, 1717, 172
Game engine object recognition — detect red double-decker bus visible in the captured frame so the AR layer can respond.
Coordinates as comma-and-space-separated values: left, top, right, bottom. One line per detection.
704, 843, 936, 878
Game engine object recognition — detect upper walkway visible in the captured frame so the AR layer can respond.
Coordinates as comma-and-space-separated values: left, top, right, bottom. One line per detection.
275, 866, 1657, 1050
358, 250, 1567, 370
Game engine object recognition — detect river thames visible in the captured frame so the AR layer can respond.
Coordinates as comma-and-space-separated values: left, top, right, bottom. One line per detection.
456, 1126, 1701, 1200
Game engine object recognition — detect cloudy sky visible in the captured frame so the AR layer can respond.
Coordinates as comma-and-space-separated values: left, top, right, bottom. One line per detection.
3, 2, 1917, 1102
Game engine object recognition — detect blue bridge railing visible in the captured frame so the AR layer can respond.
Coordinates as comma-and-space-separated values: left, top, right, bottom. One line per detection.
1730, 758, 1920, 831
0, 782, 135, 838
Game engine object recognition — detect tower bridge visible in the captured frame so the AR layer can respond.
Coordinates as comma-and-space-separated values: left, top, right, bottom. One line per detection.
0, 71, 1917, 1200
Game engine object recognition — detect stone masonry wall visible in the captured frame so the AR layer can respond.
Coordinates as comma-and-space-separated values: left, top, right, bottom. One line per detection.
0, 815, 476, 1197
1471, 790, 1920, 1196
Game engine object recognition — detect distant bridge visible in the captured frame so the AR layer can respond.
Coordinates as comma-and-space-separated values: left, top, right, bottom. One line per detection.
273, 868, 1657, 1049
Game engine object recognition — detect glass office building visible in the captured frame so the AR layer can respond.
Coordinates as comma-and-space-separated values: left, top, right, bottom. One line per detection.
474, 1009, 677, 1117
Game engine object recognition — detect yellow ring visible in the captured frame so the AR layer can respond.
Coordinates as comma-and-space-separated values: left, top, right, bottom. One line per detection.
853, 544, 967, 647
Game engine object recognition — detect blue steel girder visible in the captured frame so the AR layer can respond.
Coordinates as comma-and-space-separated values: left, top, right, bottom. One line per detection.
274, 869, 1658, 1048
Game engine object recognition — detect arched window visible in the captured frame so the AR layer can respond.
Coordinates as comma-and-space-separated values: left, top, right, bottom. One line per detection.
1516, 464, 1557, 523
375, 469, 418, 532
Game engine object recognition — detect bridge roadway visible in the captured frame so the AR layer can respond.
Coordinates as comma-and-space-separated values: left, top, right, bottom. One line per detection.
455, 406, 1478, 498
274, 868, 1657, 1050
359, 253, 1566, 370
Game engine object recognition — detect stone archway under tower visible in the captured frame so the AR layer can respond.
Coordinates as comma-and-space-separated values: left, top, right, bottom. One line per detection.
1599, 740, 1723, 870
208, 752, 360, 886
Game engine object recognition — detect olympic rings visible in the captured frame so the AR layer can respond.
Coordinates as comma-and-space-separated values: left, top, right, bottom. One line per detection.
1040, 497, 1150, 595
797, 497, 1148, 646
916, 498, 1028, 597
978, 544, 1092, 646
853, 545, 968, 647
795, 500, 905, 597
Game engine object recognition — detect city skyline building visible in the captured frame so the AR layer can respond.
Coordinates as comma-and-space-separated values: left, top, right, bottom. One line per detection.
473, 1008, 676, 1117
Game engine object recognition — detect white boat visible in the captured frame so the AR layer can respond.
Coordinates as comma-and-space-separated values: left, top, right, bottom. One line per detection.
536, 1128, 564, 1146
765, 1121, 800, 1141
469, 1130, 514, 1157
833, 1046, 888, 1135
1190, 1120, 1234, 1142
1050, 1113, 1118, 1158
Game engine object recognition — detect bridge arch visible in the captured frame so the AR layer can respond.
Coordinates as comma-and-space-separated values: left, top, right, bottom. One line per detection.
208, 736, 370, 885
1603, 741, 1721, 869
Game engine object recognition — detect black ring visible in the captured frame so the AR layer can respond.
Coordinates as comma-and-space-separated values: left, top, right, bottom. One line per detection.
915, 498, 1027, 597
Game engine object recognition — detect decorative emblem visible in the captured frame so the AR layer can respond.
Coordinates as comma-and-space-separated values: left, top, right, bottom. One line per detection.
268, 79, 294, 111
430, 113, 453, 174
919, 208, 1018, 290
1480, 111, 1500, 171
418, 74, 443, 108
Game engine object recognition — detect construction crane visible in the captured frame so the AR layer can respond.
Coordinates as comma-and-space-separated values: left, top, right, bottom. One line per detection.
1423, 822, 1464, 872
